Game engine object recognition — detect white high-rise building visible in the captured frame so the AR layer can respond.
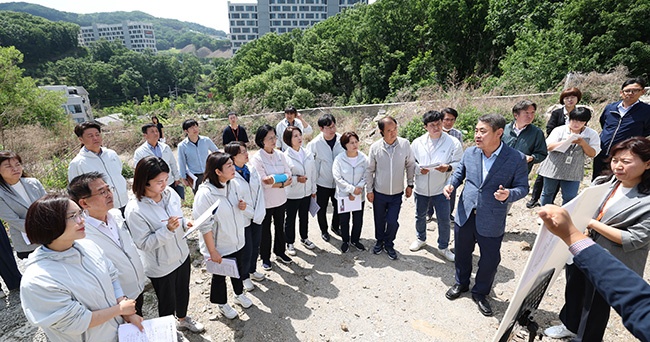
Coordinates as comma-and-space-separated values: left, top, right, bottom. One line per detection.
78, 22, 157, 53
229, 0, 367, 53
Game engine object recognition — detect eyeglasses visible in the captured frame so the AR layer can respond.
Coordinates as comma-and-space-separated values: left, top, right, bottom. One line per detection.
84, 185, 114, 199
66, 209, 88, 223
323, 124, 336, 131
622, 88, 644, 95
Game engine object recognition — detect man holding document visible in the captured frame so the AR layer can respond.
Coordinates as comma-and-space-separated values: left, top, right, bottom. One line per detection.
409, 110, 463, 261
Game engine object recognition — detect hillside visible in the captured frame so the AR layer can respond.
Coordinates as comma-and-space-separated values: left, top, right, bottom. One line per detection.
0, 2, 230, 51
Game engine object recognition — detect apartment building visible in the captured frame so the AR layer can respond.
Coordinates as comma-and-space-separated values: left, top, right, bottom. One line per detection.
40, 85, 94, 123
78, 22, 157, 53
229, 0, 367, 53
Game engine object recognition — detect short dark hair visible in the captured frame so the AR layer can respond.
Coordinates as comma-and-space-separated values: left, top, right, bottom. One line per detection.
340, 131, 359, 150
224, 141, 246, 157
68, 172, 104, 204
132, 156, 170, 200
317, 114, 336, 128
74, 122, 102, 138
204, 152, 232, 189
422, 110, 444, 125
283, 126, 302, 147
151, 116, 159, 123
284, 106, 297, 115
606, 137, 650, 194
255, 124, 276, 149
227, 111, 237, 117
25, 194, 70, 246
568, 107, 592, 123
141, 123, 157, 134
441, 107, 458, 119
0, 151, 26, 192
378, 116, 398, 136
622, 77, 646, 89
478, 114, 506, 131
512, 100, 537, 116
559, 87, 582, 104
182, 119, 199, 131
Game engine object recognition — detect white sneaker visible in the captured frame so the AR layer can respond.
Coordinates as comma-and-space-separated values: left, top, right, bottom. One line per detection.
243, 278, 255, 292
250, 271, 266, 281
286, 243, 297, 256
544, 324, 576, 339
177, 315, 204, 332
409, 239, 426, 251
301, 238, 316, 249
234, 293, 253, 309
218, 303, 238, 319
439, 247, 455, 262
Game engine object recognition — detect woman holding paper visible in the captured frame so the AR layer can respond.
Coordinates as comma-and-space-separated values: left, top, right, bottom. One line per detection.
537, 107, 600, 206
283, 126, 317, 256
544, 137, 650, 340
332, 132, 368, 252
125, 156, 204, 333
224, 141, 267, 291
250, 125, 293, 270
193, 152, 254, 320
0, 151, 46, 260
20, 194, 143, 341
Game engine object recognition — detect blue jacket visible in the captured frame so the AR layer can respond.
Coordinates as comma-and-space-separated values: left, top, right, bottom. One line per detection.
448, 144, 529, 237
574, 244, 650, 341
599, 101, 650, 156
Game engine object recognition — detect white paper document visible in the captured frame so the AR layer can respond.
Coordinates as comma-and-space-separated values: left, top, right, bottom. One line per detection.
183, 199, 220, 239
309, 196, 320, 217
206, 257, 240, 278
118, 315, 176, 342
337, 195, 362, 213
553, 133, 582, 153
419, 162, 442, 171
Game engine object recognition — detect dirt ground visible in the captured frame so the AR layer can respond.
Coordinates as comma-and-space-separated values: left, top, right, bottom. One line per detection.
1, 189, 643, 342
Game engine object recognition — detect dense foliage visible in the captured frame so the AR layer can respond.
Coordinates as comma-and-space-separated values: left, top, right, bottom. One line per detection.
0, 11, 80, 64
208, 0, 649, 110
0, 2, 229, 51
39, 40, 206, 107
0, 47, 67, 136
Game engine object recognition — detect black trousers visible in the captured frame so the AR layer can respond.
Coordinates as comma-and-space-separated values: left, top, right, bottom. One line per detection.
246, 223, 262, 274
560, 263, 611, 341
239, 224, 254, 280
285, 196, 311, 243
339, 202, 365, 243
134, 292, 144, 317
0, 227, 21, 291
209, 248, 246, 305
316, 185, 339, 233
592, 152, 608, 181
191, 174, 204, 194
260, 204, 286, 262
149, 256, 191, 319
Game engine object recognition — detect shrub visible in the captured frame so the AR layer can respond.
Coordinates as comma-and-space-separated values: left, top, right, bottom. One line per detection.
399, 117, 425, 143
40, 156, 70, 190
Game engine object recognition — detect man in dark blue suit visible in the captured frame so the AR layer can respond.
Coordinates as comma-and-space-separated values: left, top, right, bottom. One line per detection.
539, 205, 650, 342
593, 77, 650, 180
443, 114, 529, 316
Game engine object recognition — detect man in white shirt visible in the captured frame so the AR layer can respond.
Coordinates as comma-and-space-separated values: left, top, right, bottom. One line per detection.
68, 172, 146, 320
133, 123, 184, 199
409, 111, 463, 262
68, 122, 129, 213
306, 114, 345, 242
276, 106, 313, 151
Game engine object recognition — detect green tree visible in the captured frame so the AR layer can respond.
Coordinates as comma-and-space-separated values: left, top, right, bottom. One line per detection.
0, 47, 67, 144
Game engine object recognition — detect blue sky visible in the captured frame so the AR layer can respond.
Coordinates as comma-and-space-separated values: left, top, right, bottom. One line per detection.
0, 0, 376, 33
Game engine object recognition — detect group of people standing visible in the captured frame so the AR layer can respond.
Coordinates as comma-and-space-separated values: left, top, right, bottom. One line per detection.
1, 77, 649, 341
